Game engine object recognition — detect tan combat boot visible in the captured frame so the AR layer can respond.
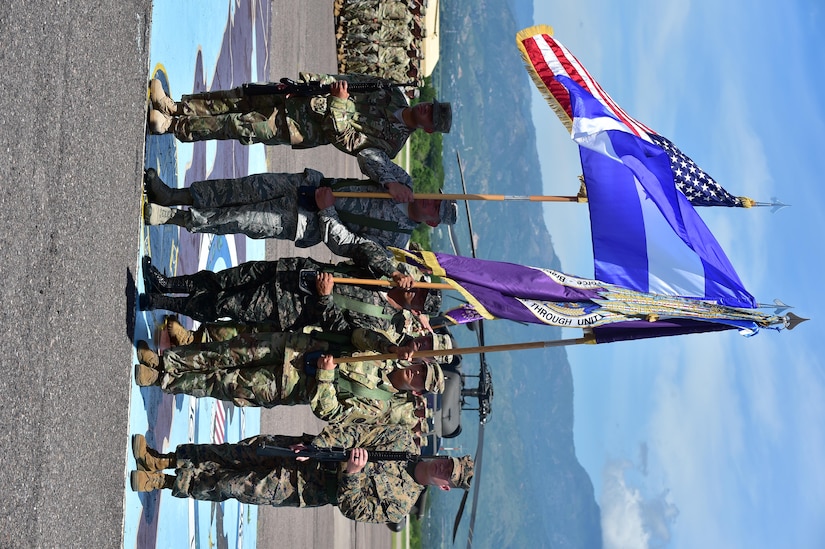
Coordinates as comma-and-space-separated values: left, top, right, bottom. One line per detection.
136, 341, 159, 368
148, 110, 172, 134
165, 316, 194, 346
130, 470, 175, 492
132, 434, 176, 471
149, 79, 180, 116
134, 363, 159, 387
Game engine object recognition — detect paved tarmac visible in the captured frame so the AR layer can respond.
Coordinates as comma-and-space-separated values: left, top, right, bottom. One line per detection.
0, 0, 387, 547
258, 2, 389, 547
0, 1, 151, 547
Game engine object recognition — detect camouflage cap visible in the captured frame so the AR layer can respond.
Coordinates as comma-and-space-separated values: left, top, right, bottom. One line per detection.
438, 192, 458, 225
449, 455, 475, 490
431, 332, 454, 365
423, 362, 445, 394
431, 99, 452, 133
421, 288, 442, 315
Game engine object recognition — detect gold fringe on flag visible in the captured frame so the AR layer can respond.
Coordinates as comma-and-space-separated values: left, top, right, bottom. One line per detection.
515, 25, 574, 134
738, 196, 755, 208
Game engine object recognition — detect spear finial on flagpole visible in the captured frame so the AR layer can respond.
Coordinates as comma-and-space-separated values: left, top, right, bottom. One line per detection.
783, 312, 809, 330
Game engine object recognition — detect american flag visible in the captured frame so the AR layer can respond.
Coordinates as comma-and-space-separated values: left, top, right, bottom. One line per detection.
517, 25, 753, 208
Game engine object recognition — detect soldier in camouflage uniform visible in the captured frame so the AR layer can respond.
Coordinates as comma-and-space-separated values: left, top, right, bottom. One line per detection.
133, 330, 450, 428
340, 23, 415, 53
138, 244, 441, 338
129, 423, 474, 524
142, 154, 458, 254
147, 73, 450, 180
346, 46, 419, 77
340, 0, 415, 26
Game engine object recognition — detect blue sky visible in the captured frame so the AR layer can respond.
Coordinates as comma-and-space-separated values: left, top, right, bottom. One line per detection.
531, 1, 825, 548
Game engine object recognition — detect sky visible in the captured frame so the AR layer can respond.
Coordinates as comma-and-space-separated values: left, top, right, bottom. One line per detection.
530, 1, 825, 548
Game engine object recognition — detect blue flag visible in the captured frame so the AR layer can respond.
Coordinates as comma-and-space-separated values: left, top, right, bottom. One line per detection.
558, 74, 756, 308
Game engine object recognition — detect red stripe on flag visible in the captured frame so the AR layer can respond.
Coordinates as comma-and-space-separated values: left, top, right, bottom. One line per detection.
522, 37, 573, 121
524, 32, 656, 139
546, 37, 650, 138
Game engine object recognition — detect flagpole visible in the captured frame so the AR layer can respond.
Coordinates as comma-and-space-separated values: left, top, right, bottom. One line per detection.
331, 191, 582, 202
331, 277, 452, 290
332, 335, 596, 364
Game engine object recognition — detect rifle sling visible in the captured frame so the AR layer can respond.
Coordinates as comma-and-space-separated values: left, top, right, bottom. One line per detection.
334, 372, 395, 402
331, 293, 395, 321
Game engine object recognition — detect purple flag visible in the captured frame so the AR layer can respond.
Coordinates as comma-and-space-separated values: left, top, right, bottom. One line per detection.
393, 249, 781, 334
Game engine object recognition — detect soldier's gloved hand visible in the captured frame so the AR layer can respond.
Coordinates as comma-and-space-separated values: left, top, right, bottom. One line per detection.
315, 187, 336, 209
318, 354, 337, 371
385, 181, 414, 203
330, 80, 349, 100
346, 447, 369, 474
391, 271, 414, 289
316, 272, 334, 295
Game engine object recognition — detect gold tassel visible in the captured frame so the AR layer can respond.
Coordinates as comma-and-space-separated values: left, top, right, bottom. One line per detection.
738, 196, 755, 208
515, 26, 574, 133
576, 175, 589, 203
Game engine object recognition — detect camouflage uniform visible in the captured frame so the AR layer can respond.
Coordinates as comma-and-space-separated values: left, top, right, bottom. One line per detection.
344, 4, 413, 26
149, 249, 415, 338
347, 47, 411, 74
170, 72, 412, 178
181, 153, 419, 253
342, 23, 415, 52
171, 423, 423, 523
158, 332, 417, 427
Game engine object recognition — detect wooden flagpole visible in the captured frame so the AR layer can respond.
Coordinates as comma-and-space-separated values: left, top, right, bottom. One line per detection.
331, 277, 451, 289
332, 335, 596, 364
331, 191, 583, 202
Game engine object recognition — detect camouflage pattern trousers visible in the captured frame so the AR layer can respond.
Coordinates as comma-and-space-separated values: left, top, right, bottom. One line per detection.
185, 169, 326, 241
152, 259, 316, 326
171, 89, 329, 146
158, 332, 327, 408
172, 434, 335, 507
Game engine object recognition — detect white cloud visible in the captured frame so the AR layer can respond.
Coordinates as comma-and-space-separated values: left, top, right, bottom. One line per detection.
601, 460, 679, 549
601, 460, 651, 549
645, 335, 747, 548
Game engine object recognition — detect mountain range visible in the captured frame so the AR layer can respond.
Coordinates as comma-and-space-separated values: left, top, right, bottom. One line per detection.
422, 0, 602, 546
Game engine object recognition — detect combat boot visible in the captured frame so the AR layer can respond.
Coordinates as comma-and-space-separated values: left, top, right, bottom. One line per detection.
148, 110, 172, 134
149, 79, 180, 116
134, 363, 159, 387
136, 341, 159, 369
130, 470, 175, 492
141, 258, 199, 294
143, 203, 174, 225
139, 294, 195, 317
144, 204, 190, 227
165, 316, 194, 345
144, 168, 194, 206
132, 434, 176, 471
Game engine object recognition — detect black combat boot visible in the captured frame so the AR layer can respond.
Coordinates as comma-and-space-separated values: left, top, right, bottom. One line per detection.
142, 256, 196, 294
144, 168, 194, 206
138, 293, 191, 312
138, 292, 216, 322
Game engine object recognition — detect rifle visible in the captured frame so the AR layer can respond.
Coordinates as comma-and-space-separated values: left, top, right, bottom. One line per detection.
241, 77, 418, 97
256, 443, 419, 463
